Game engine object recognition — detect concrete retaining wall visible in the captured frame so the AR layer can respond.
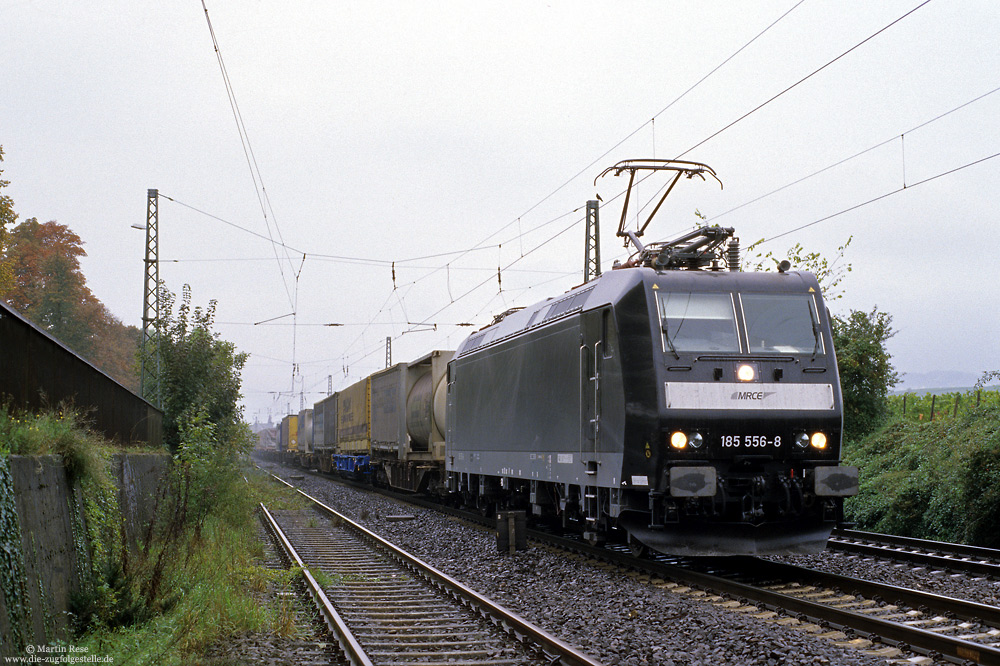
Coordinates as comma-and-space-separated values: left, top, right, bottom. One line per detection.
0, 453, 168, 655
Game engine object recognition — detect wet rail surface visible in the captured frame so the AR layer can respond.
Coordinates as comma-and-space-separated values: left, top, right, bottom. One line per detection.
263, 475, 604, 666
683, 555, 1000, 665
532, 530, 1000, 665
269, 508, 542, 665
253, 517, 352, 666
830, 529, 1000, 578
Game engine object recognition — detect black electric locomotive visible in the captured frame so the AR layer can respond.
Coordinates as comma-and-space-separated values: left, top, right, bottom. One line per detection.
445, 160, 857, 555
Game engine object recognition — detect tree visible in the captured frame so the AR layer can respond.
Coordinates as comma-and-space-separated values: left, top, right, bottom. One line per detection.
154, 284, 251, 453
744, 236, 853, 301
6, 218, 97, 353
89, 314, 142, 392
3, 218, 141, 390
833, 307, 900, 441
976, 370, 1000, 390
743, 236, 898, 441
0, 146, 17, 297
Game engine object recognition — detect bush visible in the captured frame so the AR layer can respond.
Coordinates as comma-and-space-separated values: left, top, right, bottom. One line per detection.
888, 389, 1000, 422
74, 468, 312, 664
962, 432, 1000, 546
844, 404, 1000, 546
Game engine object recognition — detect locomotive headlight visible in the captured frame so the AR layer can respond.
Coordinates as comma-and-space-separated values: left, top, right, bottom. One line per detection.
689, 432, 704, 449
737, 364, 755, 382
794, 432, 810, 449
810, 432, 828, 450
670, 431, 688, 450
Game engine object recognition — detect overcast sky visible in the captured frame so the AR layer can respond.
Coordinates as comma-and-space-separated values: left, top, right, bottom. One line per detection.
3, 0, 998, 422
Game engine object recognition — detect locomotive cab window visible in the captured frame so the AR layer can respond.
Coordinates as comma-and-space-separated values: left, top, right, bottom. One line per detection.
741, 293, 824, 355
656, 292, 739, 353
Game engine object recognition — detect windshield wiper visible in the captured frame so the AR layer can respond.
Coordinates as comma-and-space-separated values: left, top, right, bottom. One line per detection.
661, 320, 681, 360
808, 303, 822, 361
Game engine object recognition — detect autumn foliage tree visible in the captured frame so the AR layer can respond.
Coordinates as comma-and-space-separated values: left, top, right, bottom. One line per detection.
0, 146, 16, 295
1, 147, 140, 391
3, 217, 140, 391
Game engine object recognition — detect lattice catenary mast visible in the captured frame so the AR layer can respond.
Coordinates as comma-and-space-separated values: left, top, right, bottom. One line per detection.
139, 189, 161, 408
584, 200, 601, 283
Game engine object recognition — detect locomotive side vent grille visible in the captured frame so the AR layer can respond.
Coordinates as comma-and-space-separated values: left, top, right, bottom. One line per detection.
543, 287, 594, 323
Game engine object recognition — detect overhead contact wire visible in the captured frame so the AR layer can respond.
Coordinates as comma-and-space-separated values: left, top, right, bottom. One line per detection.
226, 3, 807, 384
708, 83, 1000, 221
677, 0, 935, 158
761, 150, 1000, 244
200, 1, 296, 307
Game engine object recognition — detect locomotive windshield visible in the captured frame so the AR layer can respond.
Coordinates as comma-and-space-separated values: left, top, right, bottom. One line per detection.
741, 293, 824, 355
656, 291, 825, 355
657, 292, 740, 352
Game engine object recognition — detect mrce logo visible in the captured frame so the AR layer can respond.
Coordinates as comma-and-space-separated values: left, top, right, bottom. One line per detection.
731, 390, 777, 401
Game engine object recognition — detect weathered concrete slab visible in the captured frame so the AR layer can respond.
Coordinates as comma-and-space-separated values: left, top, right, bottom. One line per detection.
4, 456, 83, 648
0, 453, 169, 656
114, 453, 170, 548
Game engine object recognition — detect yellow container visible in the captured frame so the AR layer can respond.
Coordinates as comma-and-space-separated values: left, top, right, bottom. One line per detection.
281, 414, 299, 452
337, 377, 370, 454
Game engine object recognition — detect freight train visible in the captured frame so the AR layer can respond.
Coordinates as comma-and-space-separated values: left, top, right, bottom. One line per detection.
275, 160, 858, 555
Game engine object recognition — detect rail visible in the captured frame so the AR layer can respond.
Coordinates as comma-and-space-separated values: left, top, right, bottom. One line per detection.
830, 528, 1000, 578
269, 474, 605, 666
534, 530, 1000, 665
259, 503, 374, 666
266, 464, 1000, 664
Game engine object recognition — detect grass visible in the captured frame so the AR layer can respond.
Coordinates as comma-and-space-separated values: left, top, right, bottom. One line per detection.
1, 402, 86, 453
75, 467, 316, 664
249, 467, 312, 512
0, 405, 319, 664
0, 402, 162, 484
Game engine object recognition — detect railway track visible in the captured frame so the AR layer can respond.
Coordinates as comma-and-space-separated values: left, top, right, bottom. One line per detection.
704, 556, 1000, 664
524, 531, 1000, 665
266, 464, 1000, 664
830, 529, 1000, 578
252, 519, 351, 665
260, 475, 604, 666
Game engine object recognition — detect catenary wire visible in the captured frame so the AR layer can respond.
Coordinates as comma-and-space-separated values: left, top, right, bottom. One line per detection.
677, 0, 934, 158
759, 150, 1000, 244
707, 83, 1000, 222
325, 2, 809, 373
185, 3, 809, 402
200, 0, 296, 307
